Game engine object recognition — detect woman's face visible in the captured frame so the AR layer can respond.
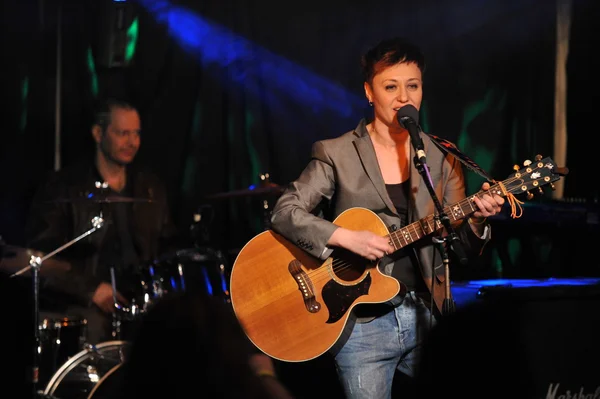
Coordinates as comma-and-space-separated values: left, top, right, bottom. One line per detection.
364, 61, 423, 129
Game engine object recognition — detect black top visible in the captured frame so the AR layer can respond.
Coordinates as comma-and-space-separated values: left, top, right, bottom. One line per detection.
385, 181, 426, 292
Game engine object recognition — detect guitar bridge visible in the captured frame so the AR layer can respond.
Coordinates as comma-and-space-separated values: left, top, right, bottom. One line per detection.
288, 259, 321, 313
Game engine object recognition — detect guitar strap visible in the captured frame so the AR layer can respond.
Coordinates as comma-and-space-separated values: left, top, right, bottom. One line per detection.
426, 133, 495, 183
426, 133, 524, 219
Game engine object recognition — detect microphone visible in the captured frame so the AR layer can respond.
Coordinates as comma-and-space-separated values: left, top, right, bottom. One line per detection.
397, 104, 426, 164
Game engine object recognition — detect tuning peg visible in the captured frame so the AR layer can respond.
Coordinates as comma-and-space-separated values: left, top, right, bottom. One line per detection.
523, 160, 532, 167
538, 187, 544, 195
527, 191, 534, 200
513, 164, 520, 172
535, 154, 543, 161
550, 183, 556, 191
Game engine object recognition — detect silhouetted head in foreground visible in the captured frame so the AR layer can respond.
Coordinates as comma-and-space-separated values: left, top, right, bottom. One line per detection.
115, 292, 277, 398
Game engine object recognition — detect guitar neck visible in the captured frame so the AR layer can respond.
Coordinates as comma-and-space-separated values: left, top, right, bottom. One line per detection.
388, 184, 501, 250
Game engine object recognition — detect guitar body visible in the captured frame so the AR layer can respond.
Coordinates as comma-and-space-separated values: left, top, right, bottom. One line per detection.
230, 207, 400, 362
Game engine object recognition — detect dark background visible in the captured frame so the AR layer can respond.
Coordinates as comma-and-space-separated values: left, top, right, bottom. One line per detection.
1, 0, 599, 397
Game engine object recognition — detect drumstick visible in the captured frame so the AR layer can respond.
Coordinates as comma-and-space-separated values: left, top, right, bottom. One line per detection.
110, 266, 118, 307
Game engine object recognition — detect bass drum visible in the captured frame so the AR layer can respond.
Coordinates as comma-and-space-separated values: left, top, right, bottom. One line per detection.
42, 340, 130, 399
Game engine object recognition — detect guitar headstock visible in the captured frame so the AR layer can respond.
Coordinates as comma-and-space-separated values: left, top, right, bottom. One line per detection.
501, 155, 569, 199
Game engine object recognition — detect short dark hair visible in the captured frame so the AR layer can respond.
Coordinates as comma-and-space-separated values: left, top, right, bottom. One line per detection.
361, 37, 426, 85
93, 97, 138, 133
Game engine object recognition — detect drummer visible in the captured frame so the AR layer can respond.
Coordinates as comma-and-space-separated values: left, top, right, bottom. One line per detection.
25, 96, 180, 344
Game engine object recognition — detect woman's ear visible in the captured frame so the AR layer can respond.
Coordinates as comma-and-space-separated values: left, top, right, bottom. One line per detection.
363, 81, 373, 103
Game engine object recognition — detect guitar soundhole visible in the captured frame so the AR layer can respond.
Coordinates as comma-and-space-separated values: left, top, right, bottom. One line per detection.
331, 249, 368, 282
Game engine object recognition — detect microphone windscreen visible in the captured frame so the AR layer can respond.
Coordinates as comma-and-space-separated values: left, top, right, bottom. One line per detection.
396, 104, 420, 127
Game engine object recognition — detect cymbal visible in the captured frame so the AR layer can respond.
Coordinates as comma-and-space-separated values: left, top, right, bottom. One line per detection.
0, 246, 71, 277
205, 183, 285, 200
156, 247, 222, 263
48, 195, 154, 204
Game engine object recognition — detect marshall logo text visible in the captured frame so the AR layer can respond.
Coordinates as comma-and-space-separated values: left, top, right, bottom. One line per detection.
546, 383, 600, 399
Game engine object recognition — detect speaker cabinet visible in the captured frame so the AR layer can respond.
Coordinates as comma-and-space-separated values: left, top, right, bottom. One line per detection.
416, 284, 600, 398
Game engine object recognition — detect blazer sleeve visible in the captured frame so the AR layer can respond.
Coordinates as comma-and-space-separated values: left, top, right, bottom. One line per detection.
270, 141, 339, 259
442, 154, 491, 257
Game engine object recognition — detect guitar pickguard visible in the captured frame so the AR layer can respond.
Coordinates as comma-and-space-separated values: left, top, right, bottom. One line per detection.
322, 273, 372, 323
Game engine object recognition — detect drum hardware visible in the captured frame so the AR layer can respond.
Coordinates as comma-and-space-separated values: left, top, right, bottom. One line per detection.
192, 247, 230, 301
109, 266, 145, 341
8, 214, 104, 399
110, 266, 124, 341
204, 172, 284, 200
190, 204, 215, 248
0, 246, 71, 277
203, 172, 284, 231
137, 246, 232, 307
37, 314, 88, 390
44, 181, 156, 204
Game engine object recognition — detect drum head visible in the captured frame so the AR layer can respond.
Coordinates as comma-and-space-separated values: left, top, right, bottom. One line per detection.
43, 340, 130, 399
87, 363, 124, 399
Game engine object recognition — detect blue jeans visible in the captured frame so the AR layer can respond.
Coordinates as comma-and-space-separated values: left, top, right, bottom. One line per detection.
334, 292, 434, 399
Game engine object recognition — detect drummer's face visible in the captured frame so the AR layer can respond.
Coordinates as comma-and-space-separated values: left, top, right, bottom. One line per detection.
95, 108, 141, 166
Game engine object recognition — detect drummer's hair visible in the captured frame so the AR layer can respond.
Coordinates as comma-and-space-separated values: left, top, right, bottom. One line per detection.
93, 97, 138, 134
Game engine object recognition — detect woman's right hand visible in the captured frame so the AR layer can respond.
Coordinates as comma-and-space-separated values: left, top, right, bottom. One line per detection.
328, 228, 395, 261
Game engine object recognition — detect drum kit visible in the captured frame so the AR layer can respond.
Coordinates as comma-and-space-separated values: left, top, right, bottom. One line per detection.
0, 176, 285, 399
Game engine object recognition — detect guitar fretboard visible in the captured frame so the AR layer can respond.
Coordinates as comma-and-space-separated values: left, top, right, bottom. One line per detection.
387, 183, 503, 250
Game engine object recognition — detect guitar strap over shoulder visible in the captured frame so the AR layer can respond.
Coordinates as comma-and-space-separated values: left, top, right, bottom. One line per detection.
427, 133, 495, 182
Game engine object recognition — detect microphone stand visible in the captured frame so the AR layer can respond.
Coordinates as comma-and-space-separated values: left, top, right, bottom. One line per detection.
11, 215, 104, 398
411, 154, 461, 316
431, 236, 455, 315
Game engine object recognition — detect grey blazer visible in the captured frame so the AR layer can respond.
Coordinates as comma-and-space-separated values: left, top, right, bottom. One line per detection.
270, 118, 490, 314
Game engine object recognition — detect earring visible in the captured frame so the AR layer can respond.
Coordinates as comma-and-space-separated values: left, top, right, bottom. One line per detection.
368, 101, 373, 107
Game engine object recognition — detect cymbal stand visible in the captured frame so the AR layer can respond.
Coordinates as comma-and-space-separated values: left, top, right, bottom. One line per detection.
109, 267, 122, 340
11, 215, 104, 398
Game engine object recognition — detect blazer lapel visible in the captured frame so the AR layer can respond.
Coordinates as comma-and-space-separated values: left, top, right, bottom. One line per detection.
354, 134, 397, 214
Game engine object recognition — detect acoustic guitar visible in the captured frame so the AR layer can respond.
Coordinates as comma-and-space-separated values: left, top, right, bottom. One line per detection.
229, 156, 567, 362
